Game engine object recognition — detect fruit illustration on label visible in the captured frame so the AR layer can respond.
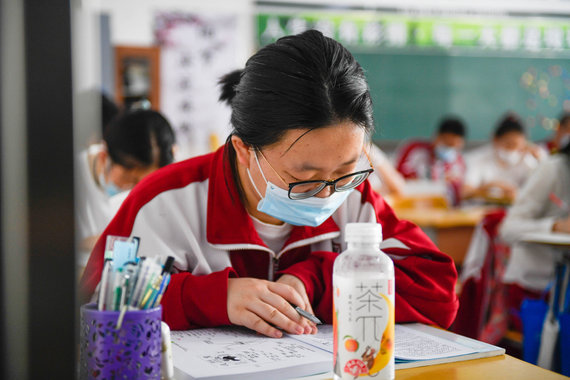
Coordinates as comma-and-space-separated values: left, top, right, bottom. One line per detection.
343, 359, 368, 377
366, 293, 394, 376
343, 336, 359, 352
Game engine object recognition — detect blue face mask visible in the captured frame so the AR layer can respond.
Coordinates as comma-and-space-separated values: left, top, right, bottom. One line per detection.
435, 145, 458, 163
247, 153, 352, 227
98, 167, 123, 197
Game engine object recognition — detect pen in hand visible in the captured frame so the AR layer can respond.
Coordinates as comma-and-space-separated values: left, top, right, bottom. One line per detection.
290, 303, 322, 325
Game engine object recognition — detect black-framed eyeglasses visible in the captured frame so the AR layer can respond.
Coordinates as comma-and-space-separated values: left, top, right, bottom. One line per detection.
287, 168, 374, 200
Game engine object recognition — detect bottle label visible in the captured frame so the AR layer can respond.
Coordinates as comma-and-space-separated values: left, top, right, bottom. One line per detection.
333, 275, 394, 380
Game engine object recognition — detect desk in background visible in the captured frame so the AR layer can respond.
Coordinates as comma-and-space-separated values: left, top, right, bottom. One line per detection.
388, 194, 490, 265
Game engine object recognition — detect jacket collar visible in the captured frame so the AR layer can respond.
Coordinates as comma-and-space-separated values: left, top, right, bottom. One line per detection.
206, 145, 340, 251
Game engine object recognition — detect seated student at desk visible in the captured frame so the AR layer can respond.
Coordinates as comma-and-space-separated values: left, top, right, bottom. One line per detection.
462, 113, 546, 204
76, 109, 176, 253
500, 139, 570, 330
367, 143, 405, 196
80, 30, 459, 338
395, 117, 467, 205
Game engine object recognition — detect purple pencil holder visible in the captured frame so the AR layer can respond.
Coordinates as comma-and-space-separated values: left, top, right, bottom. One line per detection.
79, 303, 162, 380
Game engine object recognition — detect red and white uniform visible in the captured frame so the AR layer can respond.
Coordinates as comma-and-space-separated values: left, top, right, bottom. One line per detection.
80, 146, 459, 330
395, 140, 466, 182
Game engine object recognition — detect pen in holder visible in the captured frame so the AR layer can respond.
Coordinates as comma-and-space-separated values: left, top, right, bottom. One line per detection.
79, 303, 162, 380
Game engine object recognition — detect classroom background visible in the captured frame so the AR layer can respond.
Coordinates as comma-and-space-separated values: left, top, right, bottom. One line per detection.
1, 0, 570, 378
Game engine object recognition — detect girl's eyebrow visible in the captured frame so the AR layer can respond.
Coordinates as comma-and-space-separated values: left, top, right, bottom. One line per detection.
296, 156, 360, 172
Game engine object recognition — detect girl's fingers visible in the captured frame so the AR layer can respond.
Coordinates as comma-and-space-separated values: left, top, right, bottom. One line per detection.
260, 291, 311, 332
268, 281, 307, 309
240, 310, 283, 338
273, 276, 318, 333
248, 298, 305, 335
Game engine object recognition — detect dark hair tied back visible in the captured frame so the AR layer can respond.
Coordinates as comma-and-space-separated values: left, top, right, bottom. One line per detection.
219, 30, 374, 150
218, 70, 242, 105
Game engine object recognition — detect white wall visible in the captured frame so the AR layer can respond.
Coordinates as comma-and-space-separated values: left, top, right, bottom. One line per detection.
72, 0, 255, 149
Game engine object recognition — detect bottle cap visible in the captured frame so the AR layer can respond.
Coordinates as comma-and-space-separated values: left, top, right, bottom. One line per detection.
345, 222, 383, 243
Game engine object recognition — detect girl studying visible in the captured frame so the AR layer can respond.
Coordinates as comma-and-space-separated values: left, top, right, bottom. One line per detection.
80, 30, 458, 338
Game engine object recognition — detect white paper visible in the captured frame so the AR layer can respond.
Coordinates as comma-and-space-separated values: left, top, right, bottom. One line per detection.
171, 327, 332, 380
171, 324, 504, 378
394, 324, 475, 361
288, 324, 334, 353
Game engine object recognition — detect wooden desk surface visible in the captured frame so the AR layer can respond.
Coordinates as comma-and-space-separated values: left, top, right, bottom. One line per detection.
296, 355, 567, 380
396, 354, 568, 380
392, 207, 488, 228
389, 206, 491, 265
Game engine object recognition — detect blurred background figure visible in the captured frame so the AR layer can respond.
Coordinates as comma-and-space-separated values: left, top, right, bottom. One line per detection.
540, 113, 570, 155
395, 116, 467, 205
367, 143, 405, 196
499, 135, 570, 331
75, 108, 176, 255
101, 93, 121, 135
462, 113, 546, 204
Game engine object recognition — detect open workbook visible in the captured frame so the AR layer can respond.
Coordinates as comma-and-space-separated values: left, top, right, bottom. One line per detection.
171, 323, 505, 380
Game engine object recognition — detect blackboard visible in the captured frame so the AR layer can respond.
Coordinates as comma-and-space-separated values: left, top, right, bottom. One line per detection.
354, 52, 570, 142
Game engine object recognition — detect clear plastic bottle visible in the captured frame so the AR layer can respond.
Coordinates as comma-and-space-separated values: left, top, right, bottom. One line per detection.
333, 223, 395, 380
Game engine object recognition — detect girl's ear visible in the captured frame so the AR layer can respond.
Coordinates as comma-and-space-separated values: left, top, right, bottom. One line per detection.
231, 135, 252, 168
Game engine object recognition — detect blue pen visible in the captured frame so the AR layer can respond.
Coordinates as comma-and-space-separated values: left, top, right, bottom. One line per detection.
150, 274, 169, 308
153, 274, 171, 307
150, 257, 175, 308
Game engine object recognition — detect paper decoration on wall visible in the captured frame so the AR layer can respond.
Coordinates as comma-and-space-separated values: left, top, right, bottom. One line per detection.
155, 12, 238, 160
520, 65, 570, 131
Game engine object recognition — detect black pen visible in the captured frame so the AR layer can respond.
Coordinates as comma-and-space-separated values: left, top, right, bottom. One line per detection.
291, 303, 322, 325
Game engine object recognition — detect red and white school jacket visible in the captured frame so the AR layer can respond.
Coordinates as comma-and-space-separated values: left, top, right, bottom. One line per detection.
80, 146, 459, 330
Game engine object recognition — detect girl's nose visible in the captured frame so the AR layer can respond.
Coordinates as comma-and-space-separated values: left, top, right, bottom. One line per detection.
316, 184, 334, 198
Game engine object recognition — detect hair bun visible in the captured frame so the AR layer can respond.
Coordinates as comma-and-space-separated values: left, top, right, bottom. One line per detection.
218, 69, 243, 105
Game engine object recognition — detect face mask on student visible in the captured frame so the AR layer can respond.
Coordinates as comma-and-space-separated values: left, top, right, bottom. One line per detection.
496, 148, 522, 166
98, 164, 123, 198
246, 153, 352, 227
435, 145, 458, 163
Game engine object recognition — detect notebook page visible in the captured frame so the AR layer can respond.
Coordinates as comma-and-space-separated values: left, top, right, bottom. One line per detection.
171, 326, 332, 380
394, 324, 475, 361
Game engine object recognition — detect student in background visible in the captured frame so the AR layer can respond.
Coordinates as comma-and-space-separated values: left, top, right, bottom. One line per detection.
395, 117, 467, 205
499, 138, 570, 330
80, 30, 458, 338
462, 113, 546, 204
540, 113, 570, 155
76, 109, 176, 252
367, 143, 405, 196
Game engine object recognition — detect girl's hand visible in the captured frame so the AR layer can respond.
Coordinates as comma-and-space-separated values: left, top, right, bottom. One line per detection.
227, 277, 315, 338
277, 274, 318, 334
553, 216, 570, 233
